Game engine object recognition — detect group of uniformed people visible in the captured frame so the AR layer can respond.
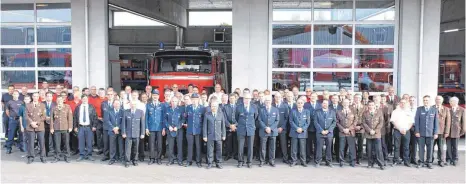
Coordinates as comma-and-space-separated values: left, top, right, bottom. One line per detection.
2, 83, 465, 170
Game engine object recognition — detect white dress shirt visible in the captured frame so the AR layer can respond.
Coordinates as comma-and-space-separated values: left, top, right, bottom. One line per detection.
79, 104, 90, 126
390, 108, 414, 132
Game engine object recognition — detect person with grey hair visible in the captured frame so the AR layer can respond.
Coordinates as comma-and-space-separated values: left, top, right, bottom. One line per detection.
446, 96, 465, 166
235, 92, 258, 168
165, 97, 186, 166
258, 95, 279, 167
289, 98, 310, 167
273, 92, 290, 164
203, 96, 226, 169
432, 95, 451, 167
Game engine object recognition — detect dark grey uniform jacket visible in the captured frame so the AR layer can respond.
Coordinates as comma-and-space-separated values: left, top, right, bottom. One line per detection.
122, 109, 145, 138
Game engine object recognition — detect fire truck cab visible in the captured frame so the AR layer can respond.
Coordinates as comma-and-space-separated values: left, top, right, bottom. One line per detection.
150, 47, 229, 102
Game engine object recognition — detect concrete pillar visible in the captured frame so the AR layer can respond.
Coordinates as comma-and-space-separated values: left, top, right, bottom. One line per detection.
399, 0, 441, 105
71, 0, 109, 88
232, 0, 269, 91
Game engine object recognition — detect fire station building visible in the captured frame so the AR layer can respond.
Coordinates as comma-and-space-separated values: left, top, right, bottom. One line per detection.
1, 0, 465, 105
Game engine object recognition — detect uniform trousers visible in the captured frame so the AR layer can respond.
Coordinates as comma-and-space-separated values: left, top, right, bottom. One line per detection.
149, 131, 163, 160
167, 135, 183, 163
78, 126, 93, 157
125, 137, 139, 162
339, 135, 356, 164
409, 128, 418, 163
366, 138, 384, 167
27, 131, 45, 159
307, 131, 316, 161
186, 133, 202, 163
290, 137, 306, 164
53, 130, 70, 158
6, 118, 23, 149
225, 131, 237, 157
355, 133, 364, 162
109, 132, 124, 161
260, 136, 276, 163
315, 134, 333, 164
446, 138, 459, 162
207, 140, 223, 164
102, 128, 110, 159
432, 136, 445, 163
278, 131, 289, 162
393, 129, 410, 163
237, 135, 254, 164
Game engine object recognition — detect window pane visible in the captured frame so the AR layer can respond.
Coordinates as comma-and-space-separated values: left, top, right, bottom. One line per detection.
1, 49, 35, 67
314, 0, 353, 21
273, 0, 312, 21
355, 72, 393, 92
1, 71, 36, 89
355, 24, 394, 45
37, 48, 72, 67
1, 3, 34, 22
356, 0, 395, 21
273, 24, 312, 45
1, 26, 34, 45
272, 72, 311, 91
38, 71, 72, 89
37, 26, 72, 45
36, 3, 71, 22
114, 12, 166, 26
314, 25, 352, 45
272, 48, 310, 68
355, 48, 393, 68
313, 48, 352, 68
313, 72, 352, 92
189, 11, 232, 26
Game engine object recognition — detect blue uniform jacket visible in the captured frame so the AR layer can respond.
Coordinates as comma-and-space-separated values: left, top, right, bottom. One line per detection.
289, 108, 311, 138
164, 107, 185, 137
313, 109, 337, 136
305, 102, 321, 132
186, 105, 205, 135
106, 109, 123, 135
145, 102, 164, 131
415, 106, 439, 137
273, 102, 290, 132
258, 106, 279, 137
121, 109, 145, 138
235, 103, 258, 136
222, 103, 237, 130
101, 100, 113, 130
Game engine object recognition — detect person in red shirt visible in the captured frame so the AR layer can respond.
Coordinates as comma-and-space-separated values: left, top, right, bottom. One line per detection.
305, 87, 312, 102
89, 88, 106, 155
52, 85, 64, 102
39, 89, 47, 102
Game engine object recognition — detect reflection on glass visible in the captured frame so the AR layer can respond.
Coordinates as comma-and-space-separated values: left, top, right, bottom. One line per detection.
37, 48, 72, 67
355, 48, 393, 68
355, 24, 394, 45
313, 48, 352, 68
37, 3, 71, 22
356, 0, 395, 21
1, 26, 34, 45
37, 26, 71, 45
273, 48, 310, 68
355, 72, 393, 92
272, 0, 312, 21
314, 25, 352, 45
273, 24, 312, 45
38, 71, 72, 89
314, 0, 353, 21
272, 72, 310, 91
1, 4, 34, 22
313, 72, 351, 92
1, 49, 35, 67
1, 71, 36, 89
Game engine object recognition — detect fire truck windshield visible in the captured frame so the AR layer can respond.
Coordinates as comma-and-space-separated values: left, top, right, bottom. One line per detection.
156, 56, 212, 74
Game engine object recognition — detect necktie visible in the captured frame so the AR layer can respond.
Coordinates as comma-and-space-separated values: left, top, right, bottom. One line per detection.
213, 112, 216, 118
267, 107, 270, 114
370, 112, 374, 116
83, 106, 87, 123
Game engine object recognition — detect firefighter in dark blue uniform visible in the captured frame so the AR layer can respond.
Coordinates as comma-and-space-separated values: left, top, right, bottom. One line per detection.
5, 90, 24, 154
165, 96, 185, 166
235, 92, 258, 168
414, 95, 439, 169
146, 89, 165, 165
185, 93, 205, 167
258, 95, 279, 167
222, 93, 238, 161
289, 98, 311, 167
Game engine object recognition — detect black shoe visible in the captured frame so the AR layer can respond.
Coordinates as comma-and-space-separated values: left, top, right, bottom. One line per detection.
87, 156, 95, 161
51, 158, 59, 163
404, 162, 411, 167
289, 162, 297, 167
247, 163, 252, 168
206, 164, 212, 169
20, 148, 25, 152
216, 164, 223, 169
178, 161, 184, 166
96, 151, 103, 155
340, 162, 344, 167
225, 156, 231, 161
315, 163, 320, 168
301, 163, 308, 167
101, 157, 110, 162
452, 161, 456, 166
27, 158, 34, 164
72, 151, 79, 156
438, 162, 444, 167
139, 158, 144, 162
166, 161, 174, 166
125, 162, 130, 168
148, 159, 155, 165
185, 162, 192, 167
416, 164, 421, 168
270, 162, 276, 167
350, 163, 355, 167
6, 149, 12, 154
108, 160, 116, 165
282, 160, 289, 164
133, 161, 138, 166
40, 158, 47, 163
380, 166, 385, 170
356, 161, 361, 165
157, 159, 162, 165
64, 157, 70, 163
259, 162, 263, 167
326, 162, 333, 168
76, 156, 85, 162
237, 162, 243, 168
427, 164, 433, 169
197, 163, 202, 168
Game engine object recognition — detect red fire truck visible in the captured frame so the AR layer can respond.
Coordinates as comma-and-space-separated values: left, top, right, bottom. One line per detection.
149, 48, 229, 102
438, 60, 465, 107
